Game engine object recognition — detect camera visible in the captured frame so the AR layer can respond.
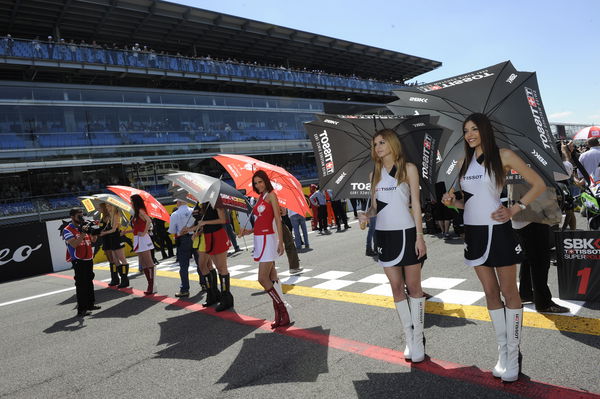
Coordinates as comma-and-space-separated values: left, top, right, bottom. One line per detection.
79, 219, 102, 236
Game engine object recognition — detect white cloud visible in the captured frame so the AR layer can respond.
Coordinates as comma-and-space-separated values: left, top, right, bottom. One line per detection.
549, 111, 573, 120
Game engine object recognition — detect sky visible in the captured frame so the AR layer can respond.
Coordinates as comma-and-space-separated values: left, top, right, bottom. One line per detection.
176, 0, 599, 125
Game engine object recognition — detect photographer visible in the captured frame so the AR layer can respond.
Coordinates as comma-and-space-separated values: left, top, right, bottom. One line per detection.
62, 208, 101, 317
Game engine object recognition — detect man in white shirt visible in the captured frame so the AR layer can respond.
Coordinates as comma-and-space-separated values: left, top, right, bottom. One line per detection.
576, 138, 600, 185
168, 199, 195, 297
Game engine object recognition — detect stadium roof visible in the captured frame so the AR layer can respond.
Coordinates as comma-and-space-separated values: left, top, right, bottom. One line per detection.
0, 0, 441, 81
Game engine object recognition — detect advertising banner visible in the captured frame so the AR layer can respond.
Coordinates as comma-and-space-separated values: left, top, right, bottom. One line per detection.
555, 230, 600, 302
0, 222, 53, 282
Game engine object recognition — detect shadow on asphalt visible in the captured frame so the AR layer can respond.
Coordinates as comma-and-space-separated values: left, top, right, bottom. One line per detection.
153, 312, 260, 362
216, 326, 330, 390
43, 317, 86, 333
90, 296, 161, 318
352, 371, 521, 398
424, 310, 477, 329
559, 330, 600, 350
56, 286, 131, 306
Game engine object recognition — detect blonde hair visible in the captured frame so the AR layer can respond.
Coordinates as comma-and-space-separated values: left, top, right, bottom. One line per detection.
106, 203, 121, 228
371, 129, 407, 189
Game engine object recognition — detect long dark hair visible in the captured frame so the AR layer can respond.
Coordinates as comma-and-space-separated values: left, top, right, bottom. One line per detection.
458, 113, 505, 188
130, 194, 146, 219
252, 169, 274, 194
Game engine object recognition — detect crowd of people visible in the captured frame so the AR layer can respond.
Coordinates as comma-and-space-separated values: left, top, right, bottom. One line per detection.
2, 34, 407, 89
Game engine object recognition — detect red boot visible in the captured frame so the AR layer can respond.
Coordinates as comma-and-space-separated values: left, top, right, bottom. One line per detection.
266, 287, 282, 329
144, 267, 157, 295
277, 301, 290, 327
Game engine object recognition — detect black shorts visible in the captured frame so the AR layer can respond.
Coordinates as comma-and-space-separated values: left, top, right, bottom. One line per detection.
375, 227, 426, 267
103, 232, 124, 251
464, 222, 522, 267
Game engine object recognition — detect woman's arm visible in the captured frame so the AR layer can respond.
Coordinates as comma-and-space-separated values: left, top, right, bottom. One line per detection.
441, 160, 465, 209
139, 209, 152, 236
268, 192, 285, 255
491, 148, 545, 222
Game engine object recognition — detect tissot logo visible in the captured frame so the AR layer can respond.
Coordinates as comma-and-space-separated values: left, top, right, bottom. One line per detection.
420, 71, 494, 92
315, 129, 335, 175
350, 182, 371, 191
525, 87, 552, 150
409, 97, 428, 103
421, 134, 434, 180
0, 243, 43, 266
412, 123, 426, 127
323, 119, 339, 125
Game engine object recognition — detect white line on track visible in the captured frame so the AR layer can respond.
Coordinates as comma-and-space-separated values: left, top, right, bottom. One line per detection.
0, 278, 111, 308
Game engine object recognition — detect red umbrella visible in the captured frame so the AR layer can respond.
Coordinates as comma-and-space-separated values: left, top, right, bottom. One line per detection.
213, 154, 310, 216
573, 126, 600, 141
107, 185, 170, 222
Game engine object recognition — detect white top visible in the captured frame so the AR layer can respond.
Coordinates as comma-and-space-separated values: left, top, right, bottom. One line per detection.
374, 167, 415, 231
577, 147, 600, 182
167, 205, 194, 236
461, 156, 502, 226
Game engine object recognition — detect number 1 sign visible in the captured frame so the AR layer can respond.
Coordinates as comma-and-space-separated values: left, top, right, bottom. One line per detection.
555, 231, 600, 302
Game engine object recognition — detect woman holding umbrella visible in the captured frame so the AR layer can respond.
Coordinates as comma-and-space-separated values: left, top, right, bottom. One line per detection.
196, 202, 233, 312
358, 129, 427, 363
239, 170, 291, 329
123, 194, 157, 295
99, 202, 129, 287
442, 113, 545, 382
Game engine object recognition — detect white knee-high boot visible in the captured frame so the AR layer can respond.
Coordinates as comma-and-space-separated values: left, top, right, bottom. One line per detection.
273, 280, 293, 322
394, 299, 413, 360
409, 296, 425, 363
502, 307, 523, 382
488, 307, 507, 378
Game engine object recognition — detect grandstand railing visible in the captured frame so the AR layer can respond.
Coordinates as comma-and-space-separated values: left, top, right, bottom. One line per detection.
0, 38, 404, 94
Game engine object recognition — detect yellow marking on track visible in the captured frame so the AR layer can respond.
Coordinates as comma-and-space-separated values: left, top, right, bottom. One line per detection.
95, 265, 600, 336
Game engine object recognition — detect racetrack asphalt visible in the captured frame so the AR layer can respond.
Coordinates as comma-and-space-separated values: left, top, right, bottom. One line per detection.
1, 215, 599, 399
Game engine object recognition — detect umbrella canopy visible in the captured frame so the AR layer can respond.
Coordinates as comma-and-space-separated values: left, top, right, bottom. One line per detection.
387, 61, 569, 188
213, 154, 310, 216
305, 114, 446, 199
77, 193, 132, 224
164, 171, 251, 213
573, 126, 600, 141
107, 185, 170, 222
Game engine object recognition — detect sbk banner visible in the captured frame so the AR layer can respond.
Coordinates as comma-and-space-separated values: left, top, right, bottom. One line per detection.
555, 230, 600, 302
0, 222, 53, 283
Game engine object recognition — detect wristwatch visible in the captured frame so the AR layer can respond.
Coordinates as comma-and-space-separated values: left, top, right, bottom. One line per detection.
516, 200, 527, 210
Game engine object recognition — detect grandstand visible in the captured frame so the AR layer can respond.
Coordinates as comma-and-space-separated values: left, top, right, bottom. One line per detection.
0, 0, 441, 223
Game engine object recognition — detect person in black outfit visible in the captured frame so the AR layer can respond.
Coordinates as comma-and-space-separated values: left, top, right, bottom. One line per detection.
152, 218, 174, 260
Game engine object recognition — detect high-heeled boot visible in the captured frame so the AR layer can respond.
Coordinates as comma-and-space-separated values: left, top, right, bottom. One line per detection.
108, 263, 120, 287
144, 267, 157, 295
117, 264, 129, 288
502, 307, 523, 382
489, 307, 507, 378
272, 280, 292, 322
203, 269, 221, 307
409, 296, 425, 362
215, 274, 234, 312
394, 298, 413, 361
266, 287, 290, 328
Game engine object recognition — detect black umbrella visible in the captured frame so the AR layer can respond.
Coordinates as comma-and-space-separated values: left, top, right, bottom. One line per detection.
305, 114, 447, 199
164, 171, 251, 213
387, 61, 569, 189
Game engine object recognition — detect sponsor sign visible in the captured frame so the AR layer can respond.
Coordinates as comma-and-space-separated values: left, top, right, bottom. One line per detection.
313, 129, 335, 177
421, 133, 436, 181
348, 181, 371, 197
0, 222, 53, 282
418, 70, 495, 93
524, 87, 555, 152
555, 231, 600, 302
